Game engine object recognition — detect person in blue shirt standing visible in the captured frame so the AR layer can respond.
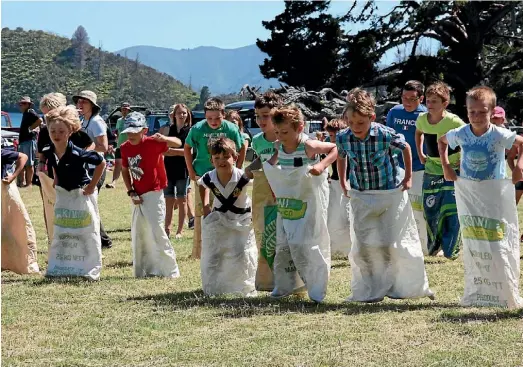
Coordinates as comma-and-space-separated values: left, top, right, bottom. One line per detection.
386, 80, 429, 255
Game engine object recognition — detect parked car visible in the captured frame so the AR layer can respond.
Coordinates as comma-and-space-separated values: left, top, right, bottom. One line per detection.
1, 112, 19, 148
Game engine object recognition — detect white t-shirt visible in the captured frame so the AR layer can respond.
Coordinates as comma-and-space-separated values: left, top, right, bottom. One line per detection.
198, 167, 251, 220
82, 114, 107, 140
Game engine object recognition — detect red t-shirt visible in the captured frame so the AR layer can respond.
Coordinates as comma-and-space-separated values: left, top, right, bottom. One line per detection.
121, 137, 168, 196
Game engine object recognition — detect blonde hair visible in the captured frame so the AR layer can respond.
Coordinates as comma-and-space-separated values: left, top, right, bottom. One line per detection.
40, 92, 67, 111
172, 103, 192, 126
271, 105, 304, 130
326, 118, 348, 132
204, 97, 225, 113
466, 86, 497, 110
426, 81, 451, 103
225, 110, 244, 132
45, 105, 82, 133
345, 88, 376, 117
208, 137, 238, 158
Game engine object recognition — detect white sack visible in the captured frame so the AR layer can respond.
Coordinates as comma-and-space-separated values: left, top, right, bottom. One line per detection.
410, 170, 429, 256
263, 162, 331, 302
37, 172, 56, 244
131, 190, 180, 278
46, 187, 101, 280
348, 188, 433, 302
455, 178, 522, 309
201, 211, 257, 296
1, 182, 39, 274
328, 179, 351, 257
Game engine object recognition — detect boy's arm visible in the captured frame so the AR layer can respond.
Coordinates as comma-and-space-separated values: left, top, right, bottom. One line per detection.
415, 129, 426, 164
2, 152, 28, 184
198, 181, 211, 217
337, 155, 348, 197
164, 148, 185, 157
244, 157, 262, 179
400, 144, 413, 190
438, 134, 457, 181
236, 142, 247, 168
83, 160, 106, 195
152, 133, 181, 148
305, 140, 337, 176
184, 143, 197, 181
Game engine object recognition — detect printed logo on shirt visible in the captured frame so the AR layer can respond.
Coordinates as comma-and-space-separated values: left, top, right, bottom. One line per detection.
393, 117, 417, 127
128, 154, 144, 181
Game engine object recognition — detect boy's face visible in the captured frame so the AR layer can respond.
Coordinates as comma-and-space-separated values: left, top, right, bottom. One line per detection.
256, 107, 274, 133
467, 99, 491, 127
426, 94, 448, 115
401, 90, 423, 113
491, 116, 505, 127
127, 129, 148, 145
274, 121, 302, 146
328, 130, 337, 143
205, 110, 224, 129
211, 151, 236, 171
49, 121, 72, 145
347, 111, 373, 139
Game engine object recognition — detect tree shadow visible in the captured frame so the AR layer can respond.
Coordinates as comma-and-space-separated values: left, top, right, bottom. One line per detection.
437, 309, 523, 323
127, 290, 456, 318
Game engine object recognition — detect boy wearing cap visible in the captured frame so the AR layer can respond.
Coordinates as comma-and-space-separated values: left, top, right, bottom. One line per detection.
106, 102, 131, 189
120, 112, 183, 278
17, 96, 43, 188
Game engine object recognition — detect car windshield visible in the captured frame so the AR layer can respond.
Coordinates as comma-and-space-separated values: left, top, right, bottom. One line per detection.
1, 115, 10, 128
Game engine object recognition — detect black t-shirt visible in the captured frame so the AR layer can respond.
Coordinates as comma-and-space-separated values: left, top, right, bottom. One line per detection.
330, 161, 339, 181
42, 141, 103, 191
164, 124, 191, 181
19, 109, 40, 142
1, 148, 19, 179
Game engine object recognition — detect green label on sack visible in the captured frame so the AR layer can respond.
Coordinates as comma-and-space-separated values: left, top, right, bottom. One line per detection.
276, 198, 307, 220
54, 208, 92, 228
261, 205, 277, 269
460, 215, 505, 241
409, 194, 423, 211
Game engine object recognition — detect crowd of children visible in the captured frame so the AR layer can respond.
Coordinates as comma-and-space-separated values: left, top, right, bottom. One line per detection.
2, 81, 522, 308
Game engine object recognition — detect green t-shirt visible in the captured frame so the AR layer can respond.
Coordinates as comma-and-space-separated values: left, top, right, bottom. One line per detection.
251, 132, 276, 162
116, 118, 128, 148
415, 111, 465, 175
186, 119, 243, 176
242, 132, 251, 144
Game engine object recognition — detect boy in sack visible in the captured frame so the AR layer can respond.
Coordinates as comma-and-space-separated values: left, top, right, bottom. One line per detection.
325, 118, 352, 258
337, 88, 433, 303
415, 82, 465, 259
249, 91, 282, 291
43, 106, 106, 280
438, 86, 523, 308
263, 105, 337, 302
386, 80, 429, 255
198, 138, 257, 296
1, 145, 39, 275
184, 97, 245, 259
120, 112, 182, 278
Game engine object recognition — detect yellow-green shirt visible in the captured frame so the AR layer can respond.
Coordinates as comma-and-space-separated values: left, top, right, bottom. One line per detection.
415, 112, 465, 175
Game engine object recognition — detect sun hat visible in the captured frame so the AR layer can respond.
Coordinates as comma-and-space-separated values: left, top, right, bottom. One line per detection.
72, 90, 101, 114
18, 96, 34, 106
493, 106, 506, 119
121, 112, 147, 134
121, 102, 131, 110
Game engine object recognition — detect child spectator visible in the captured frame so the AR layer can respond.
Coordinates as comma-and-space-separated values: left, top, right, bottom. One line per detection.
184, 97, 245, 259
120, 112, 182, 278
415, 82, 466, 259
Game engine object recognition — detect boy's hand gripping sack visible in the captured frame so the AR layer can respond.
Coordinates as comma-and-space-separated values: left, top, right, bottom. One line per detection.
455, 178, 522, 309
263, 162, 331, 302
46, 187, 101, 280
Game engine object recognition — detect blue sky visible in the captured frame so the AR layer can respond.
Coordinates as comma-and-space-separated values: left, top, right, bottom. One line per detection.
1, 1, 398, 52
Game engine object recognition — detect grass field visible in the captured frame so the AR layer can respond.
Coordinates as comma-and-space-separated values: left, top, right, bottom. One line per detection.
2, 182, 523, 367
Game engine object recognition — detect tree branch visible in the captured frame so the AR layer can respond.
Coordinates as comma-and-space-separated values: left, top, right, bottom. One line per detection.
482, 3, 518, 35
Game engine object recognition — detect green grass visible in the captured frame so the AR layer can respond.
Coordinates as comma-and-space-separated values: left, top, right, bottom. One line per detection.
2, 180, 523, 367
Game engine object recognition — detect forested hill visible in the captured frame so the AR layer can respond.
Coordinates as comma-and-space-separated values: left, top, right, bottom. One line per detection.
1, 27, 198, 113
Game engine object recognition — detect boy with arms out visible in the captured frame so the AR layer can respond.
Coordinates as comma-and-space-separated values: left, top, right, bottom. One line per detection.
184, 97, 245, 259
120, 112, 182, 278
438, 86, 523, 308
415, 82, 465, 259
198, 138, 257, 296
337, 88, 433, 303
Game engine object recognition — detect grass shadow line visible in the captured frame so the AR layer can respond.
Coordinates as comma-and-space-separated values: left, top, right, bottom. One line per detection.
437, 309, 523, 323
106, 228, 131, 234
105, 260, 133, 269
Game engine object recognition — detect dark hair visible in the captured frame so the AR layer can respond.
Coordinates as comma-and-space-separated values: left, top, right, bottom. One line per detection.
403, 80, 425, 97
204, 97, 225, 113
254, 91, 283, 110
208, 137, 238, 158
225, 110, 243, 132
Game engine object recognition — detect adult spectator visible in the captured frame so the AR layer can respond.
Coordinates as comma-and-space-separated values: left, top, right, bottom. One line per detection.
73, 90, 112, 249
17, 96, 42, 187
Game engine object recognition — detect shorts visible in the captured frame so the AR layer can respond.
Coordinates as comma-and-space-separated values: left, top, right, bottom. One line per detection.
18, 140, 36, 167
515, 181, 523, 191
115, 147, 122, 159
163, 178, 189, 198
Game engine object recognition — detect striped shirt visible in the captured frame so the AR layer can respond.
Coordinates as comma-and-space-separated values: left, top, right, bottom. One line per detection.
336, 122, 407, 191
278, 134, 319, 169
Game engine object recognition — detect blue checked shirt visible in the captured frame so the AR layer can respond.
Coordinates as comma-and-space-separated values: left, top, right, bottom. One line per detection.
336, 122, 407, 191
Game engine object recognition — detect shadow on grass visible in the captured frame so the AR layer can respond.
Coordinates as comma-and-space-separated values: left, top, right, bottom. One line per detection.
105, 260, 133, 269
437, 309, 523, 323
106, 228, 131, 234
127, 291, 456, 318
330, 262, 349, 269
